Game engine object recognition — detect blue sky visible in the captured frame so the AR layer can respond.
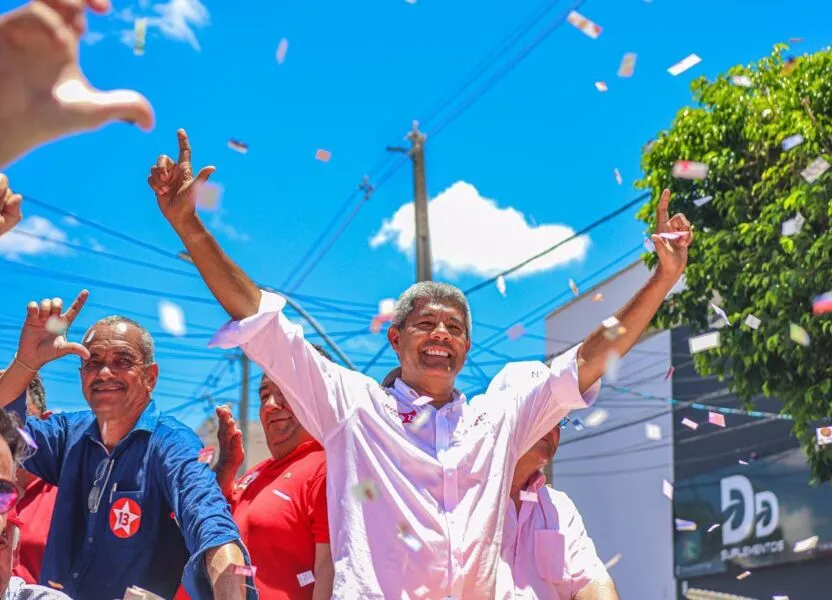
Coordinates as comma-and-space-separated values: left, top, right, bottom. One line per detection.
2, 0, 829, 429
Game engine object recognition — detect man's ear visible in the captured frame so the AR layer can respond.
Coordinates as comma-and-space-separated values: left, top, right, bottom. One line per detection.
145, 363, 160, 393
387, 326, 400, 353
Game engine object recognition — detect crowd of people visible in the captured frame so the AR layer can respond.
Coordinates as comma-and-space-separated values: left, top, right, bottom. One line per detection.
0, 0, 695, 598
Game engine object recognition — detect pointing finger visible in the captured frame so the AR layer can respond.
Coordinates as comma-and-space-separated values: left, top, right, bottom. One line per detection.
656, 189, 671, 231
63, 290, 89, 324
177, 130, 191, 165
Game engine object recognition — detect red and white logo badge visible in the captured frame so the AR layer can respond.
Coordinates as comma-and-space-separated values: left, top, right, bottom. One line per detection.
109, 497, 142, 539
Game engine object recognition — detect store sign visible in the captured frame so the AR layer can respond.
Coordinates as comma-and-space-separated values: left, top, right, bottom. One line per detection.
674, 449, 832, 578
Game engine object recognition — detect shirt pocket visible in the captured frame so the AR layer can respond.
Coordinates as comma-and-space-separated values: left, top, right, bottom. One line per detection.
105, 490, 146, 544
533, 529, 570, 584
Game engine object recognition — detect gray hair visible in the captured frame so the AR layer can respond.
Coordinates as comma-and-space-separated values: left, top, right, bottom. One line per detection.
84, 316, 155, 365
391, 281, 472, 338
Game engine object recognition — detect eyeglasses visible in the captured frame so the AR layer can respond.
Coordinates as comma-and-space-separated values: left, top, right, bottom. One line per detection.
88, 457, 114, 513
79, 356, 143, 374
0, 479, 22, 514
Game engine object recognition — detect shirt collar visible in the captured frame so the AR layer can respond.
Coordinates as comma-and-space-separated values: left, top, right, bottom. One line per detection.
83, 400, 160, 442
391, 378, 467, 408
269, 439, 322, 469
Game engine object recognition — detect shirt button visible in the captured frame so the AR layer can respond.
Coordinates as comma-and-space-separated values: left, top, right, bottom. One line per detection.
72, 573, 79, 579
87, 537, 93, 543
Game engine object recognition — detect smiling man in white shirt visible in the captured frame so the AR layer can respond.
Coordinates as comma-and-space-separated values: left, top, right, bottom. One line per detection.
147, 129, 693, 599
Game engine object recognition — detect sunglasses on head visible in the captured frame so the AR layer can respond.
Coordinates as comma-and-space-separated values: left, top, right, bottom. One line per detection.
0, 479, 21, 514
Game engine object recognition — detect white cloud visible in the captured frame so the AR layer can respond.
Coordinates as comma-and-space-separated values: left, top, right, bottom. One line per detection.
61, 215, 80, 227
88, 237, 106, 252
83, 31, 106, 45
210, 213, 250, 243
370, 181, 590, 279
150, 0, 209, 51
0, 217, 69, 260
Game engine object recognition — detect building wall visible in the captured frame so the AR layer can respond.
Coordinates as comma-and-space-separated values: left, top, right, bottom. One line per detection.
545, 261, 677, 600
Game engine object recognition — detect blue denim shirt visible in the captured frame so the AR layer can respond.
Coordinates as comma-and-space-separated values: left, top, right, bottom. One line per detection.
23, 401, 256, 600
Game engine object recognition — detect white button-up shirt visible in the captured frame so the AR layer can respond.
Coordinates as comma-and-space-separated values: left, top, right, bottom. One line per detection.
210, 291, 599, 599
502, 473, 609, 599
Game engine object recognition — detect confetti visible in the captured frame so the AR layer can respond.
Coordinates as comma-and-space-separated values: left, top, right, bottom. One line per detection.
507, 323, 525, 340
18, 427, 37, 450
133, 18, 147, 56
228, 139, 248, 154
707, 523, 720, 533
602, 316, 620, 329
731, 75, 752, 88
233, 565, 257, 577
273, 489, 291, 501
177, 251, 193, 264
812, 292, 832, 316
708, 411, 726, 428
604, 351, 620, 382
379, 299, 395, 316
816, 426, 832, 446
790, 323, 810, 347
689, 331, 720, 354
736, 571, 751, 580
315, 149, 332, 163
801, 157, 830, 183
781, 133, 804, 151
45, 315, 68, 336
773, 596, 790, 600
409, 410, 431, 431
594, 81, 608, 92
397, 523, 423, 552
297, 570, 315, 587
614, 168, 623, 184
645, 423, 662, 440
744, 314, 762, 329
781, 212, 806, 237
158, 300, 187, 337
83, 330, 96, 344
617, 53, 637, 78
643, 237, 656, 252
353, 480, 378, 502
681, 417, 699, 430
710, 302, 731, 326
412, 395, 432, 407
47, 582, 63, 590
585, 408, 609, 428
738, 459, 749, 465
123, 586, 166, 600
413, 586, 430, 598
662, 479, 674, 500
369, 317, 384, 334
693, 195, 713, 207
675, 518, 697, 531
793, 535, 818, 553
672, 160, 708, 180
196, 182, 223, 212
569, 278, 579, 297
276, 37, 289, 64
592, 293, 604, 302
197, 446, 214, 464
519, 490, 538, 503
658, 232, 686, 240
566, 11, 602, 39
664, 366, 675, 380
572, 418, 584, 432
668, 53, 702, 76
604, 553, 622, 569
496, 275, 506, 297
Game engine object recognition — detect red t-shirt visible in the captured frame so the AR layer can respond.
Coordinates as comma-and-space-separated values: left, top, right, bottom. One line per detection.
174, 440, 328, 600
12, 477, 58, 584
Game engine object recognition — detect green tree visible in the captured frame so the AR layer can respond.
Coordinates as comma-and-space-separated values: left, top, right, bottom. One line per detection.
636, 45, 832, 482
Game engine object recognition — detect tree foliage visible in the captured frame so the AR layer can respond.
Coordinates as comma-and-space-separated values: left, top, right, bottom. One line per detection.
636, 45, 832, 482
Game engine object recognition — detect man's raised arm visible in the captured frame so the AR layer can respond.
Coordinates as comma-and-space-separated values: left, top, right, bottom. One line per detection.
575, 189, 692, 394
147, 129, 260, 321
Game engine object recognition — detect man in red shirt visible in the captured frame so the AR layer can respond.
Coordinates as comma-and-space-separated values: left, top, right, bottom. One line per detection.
0, 371, 58, 584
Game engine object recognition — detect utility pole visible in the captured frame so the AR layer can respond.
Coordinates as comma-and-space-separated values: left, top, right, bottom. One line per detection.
239, 352, 250, 473
387, 121, 433, 282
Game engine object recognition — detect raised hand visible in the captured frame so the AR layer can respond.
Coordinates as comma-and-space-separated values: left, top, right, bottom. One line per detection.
0, 0, 154, 168
650, 189, 693, 282
215, 405, 244, 472
0, 174, 23, 238
148, 129, 216, 226
16, 290, 91, 370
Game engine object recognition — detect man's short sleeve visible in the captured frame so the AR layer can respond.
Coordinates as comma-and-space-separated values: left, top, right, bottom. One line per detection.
209, 291, 366, 443
553, 491, 609, 596
488, 346, 600, 457
305, 468, 329, 544
21, 415, 69, 485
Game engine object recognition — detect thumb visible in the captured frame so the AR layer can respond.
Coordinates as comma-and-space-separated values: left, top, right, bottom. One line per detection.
195, 166, 216, 185
650, 234, 670, 257
56, 342, 91, 361
5, 194, 23, 219
54, 79, 155, 131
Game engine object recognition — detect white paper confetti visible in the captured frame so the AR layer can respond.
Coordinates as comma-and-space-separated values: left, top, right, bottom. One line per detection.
604, 351, 620, 382
689, 331, 720, 354
781, 212, 806, 237
707, 523, 720, 533
233, 565, 257, 577
133, 18, 147, 56
379, 299, 396, 317
693, 195, 713, 207
736, 571, 751, 580
496, 275, 506, 297
658, 231, 686, 240
592, 293, 604, 302
409, 410, 431, 432
731, 75, 752, 88
569, 279, 579, 297
744, 314, 762, 329
790, 323, 810, 347
397, 523, 423, 552
272, 489, 291, 501
585, 408, 609, 428
566, 11, 602, 39
672, 160, 709, 180
83, 330, 96, 344
18, 427, 37, 450
617, 53, 637, 78
297, 570, 315, 587
662, 479, 674, 500
801, 157, 830, 183
276, 38, 289, 64
352, 480, 378, 502
709, 302, 731, 327
158, 300, 187, 337
668, 53, 702, 76
815, 426, 832, 446
197, 447, 214, 464
520, 490, 538, 503
708, 411, 726, 427
594, 81, 608, 92
413, 586, 430, 598
604, 553, 622, 569
643, 237, 656, 252
412, 395, 432, 407
739, 459, 749, 465
781, 133, 804, 151
793, 535, 818, 553
675, 518, 697, 531
614, 168, 623, 184
681, 417, 699, 430
45, 316, 68, 336
645, 423, 662, 440
602, 316, 620, 329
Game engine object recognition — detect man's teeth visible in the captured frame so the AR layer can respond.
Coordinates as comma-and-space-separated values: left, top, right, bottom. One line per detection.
425, 349, 450, 357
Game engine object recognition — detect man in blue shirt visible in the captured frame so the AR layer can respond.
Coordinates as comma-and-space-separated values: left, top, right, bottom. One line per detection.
0, 290, 256, 600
